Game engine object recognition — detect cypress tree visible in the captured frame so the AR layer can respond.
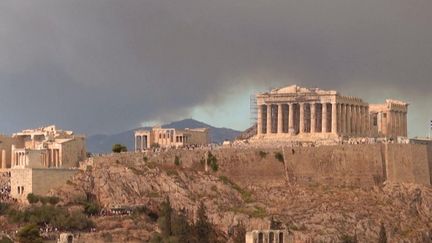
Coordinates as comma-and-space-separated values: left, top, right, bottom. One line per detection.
158, 197, 173, 237
195, 202, 211, 243
378, 223, 387, 243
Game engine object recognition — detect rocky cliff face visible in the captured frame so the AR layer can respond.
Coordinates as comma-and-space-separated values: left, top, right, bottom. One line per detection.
50, 152, 432, 242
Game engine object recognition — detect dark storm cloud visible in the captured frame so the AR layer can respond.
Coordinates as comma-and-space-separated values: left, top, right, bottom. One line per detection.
0, 0, 431, 135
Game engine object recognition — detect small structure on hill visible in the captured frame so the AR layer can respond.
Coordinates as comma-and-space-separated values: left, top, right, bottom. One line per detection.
246, 230, 291, 243
134, 126, 209, 151
58, 233, 77, 243
254, 85, 408, 142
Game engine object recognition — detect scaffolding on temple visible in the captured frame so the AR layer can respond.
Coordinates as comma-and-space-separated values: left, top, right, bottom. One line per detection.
250, 94, 257, 127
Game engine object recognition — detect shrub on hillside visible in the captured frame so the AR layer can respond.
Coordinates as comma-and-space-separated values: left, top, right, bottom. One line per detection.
27, 194, 39, 204
174, 155, 181, 166
258, 151, 268, 159
7, 205, 94, 231
17, 224, 43, 243
274, 152, 284, 163
0, 236, 13, 243
207, 152, 218, 172
112, 144, 127, 153
27, 194, 60, 206
0, 202, 10, 215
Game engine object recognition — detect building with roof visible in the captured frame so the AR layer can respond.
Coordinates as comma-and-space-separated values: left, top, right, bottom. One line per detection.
255, 85, 408, 141
134, 126, 209, 151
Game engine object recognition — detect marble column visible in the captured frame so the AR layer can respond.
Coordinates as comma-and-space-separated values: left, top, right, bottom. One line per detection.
331, 103, 337, 134
278, 104, 283, 134
400, 112, 403, 136
354, 106, 359, 135
299, 103, 305, 133
140, 136, 144, 152
51, 149, 54, 167
341, 104, 346, 134
266, 104, 272, 134
399, 112, 403, 136
289, 103, 294, 134
310, 103, 316, 133
394, 111, 399, 136
359, 106, 363, 136
389, 111, 394, 137
361, 106, 366, 136
257, 105, 262, 135
1, 150, 5, 169
322, 103, 328, 133
135, 136, 139, 152
337, 104, 342, 134
347, 105, 352, 135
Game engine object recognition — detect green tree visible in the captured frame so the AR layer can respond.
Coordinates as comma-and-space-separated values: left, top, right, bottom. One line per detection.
0, 202, 9, 215
27, 193, 39, 204
378, 223, 387, 243
341, 234, 358, 243
232, 222, 246, 243
158, 198, 173, 238
112, 144, 127, 153
274, 152, 284, 163
207, 152, 218, 172
174, 156, 181, 166
17, 224, 43, 243
0, 236, 13, 243
47, 196, 60, 205
171, 208, 192, 242
83, 201, 101, 216
195, 202, 211, 243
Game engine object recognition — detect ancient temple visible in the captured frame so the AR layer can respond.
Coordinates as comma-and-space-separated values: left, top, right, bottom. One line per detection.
255, 85, 408, 140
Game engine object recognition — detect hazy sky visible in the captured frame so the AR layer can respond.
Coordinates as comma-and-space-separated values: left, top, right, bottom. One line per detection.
0, 0, 431, 136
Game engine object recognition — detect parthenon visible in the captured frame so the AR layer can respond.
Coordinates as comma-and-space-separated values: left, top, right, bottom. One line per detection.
255, 85, 408, 140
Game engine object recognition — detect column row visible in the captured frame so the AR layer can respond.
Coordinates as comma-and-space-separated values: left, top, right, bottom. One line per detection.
338, 103, 369, 136
257, 102, 338, 135
43, 149, 61, 168
135, 135, 149, 151
388, 111, 407, 137
257, 102, 369, 136
14, 152, 27, 167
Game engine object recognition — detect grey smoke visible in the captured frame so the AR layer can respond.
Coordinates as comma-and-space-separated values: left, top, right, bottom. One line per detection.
0, 0, 431, 136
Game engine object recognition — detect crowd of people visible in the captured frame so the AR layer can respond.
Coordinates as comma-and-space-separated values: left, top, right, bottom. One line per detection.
0, 172, 11, 202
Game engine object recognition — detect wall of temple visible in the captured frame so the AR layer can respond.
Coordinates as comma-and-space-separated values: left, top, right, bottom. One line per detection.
184, 128, 210, 146
60, 138, 87, 168
0, 135, 21, 170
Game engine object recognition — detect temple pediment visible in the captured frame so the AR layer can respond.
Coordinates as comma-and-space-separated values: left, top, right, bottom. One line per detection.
269, 85, 335, 95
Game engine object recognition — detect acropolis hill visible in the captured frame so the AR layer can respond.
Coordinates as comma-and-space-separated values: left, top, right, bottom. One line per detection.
0, 85, 431, 243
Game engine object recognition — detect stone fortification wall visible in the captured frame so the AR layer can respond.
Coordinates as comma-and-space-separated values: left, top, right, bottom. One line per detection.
96, 143, 431, 188
385, 144, 432, 185
11, 168, 79, 202
284, 144, 431, 187
284, 145, 386, 187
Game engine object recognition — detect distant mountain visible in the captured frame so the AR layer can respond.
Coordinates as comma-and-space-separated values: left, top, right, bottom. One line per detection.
87, 119, 241, 153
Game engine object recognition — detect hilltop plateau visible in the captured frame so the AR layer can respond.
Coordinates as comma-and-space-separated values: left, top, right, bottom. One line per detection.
57, 150, 432, 242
